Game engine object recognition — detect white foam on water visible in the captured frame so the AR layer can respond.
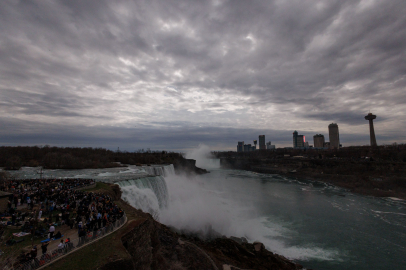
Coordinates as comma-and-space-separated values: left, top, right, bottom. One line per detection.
388, 197, 404, 201
371, 210, 406, 216
387, 197, 405, 202
98, 172, 116, 177
119, 167, 142, 174
73, 174, 89, 178
225, 215, 343, 261
275, 245, 342, 261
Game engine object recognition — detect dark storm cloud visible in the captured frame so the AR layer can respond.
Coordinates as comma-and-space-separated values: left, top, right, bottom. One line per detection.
304, 111, 387, 126
1, 0, 405, 149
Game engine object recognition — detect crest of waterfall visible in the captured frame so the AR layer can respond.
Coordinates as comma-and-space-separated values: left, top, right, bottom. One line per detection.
163, 164, 175, 176
142, 164, 175, 177
117, 176, 168, 207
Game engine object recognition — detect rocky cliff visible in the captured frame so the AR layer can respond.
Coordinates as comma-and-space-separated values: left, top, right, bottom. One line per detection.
102, 206, 304, 270
173, 158, 209, 175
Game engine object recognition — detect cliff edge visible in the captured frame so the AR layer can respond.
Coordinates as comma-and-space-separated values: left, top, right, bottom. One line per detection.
173, 158, 209, 175
106, 209, 304, 270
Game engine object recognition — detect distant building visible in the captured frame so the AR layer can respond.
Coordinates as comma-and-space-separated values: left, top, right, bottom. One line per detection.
293, 131, 305, 148
293, 131, 298, 147
304, 142, 309, 147
313, 134, 325, 148
328, 123, 340, 149
324, 142, 330, 148
266, 141, 271, 148
244, 144, 252, 152
259, 135, 266, 150
253, 140, 257, 150
237, 141, 244, 152
266, 141, 276, 150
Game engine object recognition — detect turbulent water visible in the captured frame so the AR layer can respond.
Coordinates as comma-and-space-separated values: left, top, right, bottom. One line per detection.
117, 176, 169, 218
7, 162, 406, 270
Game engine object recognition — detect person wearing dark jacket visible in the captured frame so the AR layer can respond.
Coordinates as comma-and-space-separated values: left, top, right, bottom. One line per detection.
41, 241, 49, 255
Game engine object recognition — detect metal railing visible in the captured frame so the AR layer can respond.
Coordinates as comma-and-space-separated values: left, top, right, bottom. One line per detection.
4, 213, 126, 270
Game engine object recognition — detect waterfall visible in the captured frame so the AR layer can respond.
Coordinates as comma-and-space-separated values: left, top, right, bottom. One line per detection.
116, 164, 175, 219
118, 176, 168, 206
163, 164, 175, 176
141, 164, 175, 177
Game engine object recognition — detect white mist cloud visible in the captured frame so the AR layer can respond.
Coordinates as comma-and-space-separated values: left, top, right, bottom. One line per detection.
185, 144, 220, 169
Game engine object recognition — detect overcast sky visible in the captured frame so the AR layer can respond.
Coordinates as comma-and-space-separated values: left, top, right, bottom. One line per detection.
1, 0, 405, 151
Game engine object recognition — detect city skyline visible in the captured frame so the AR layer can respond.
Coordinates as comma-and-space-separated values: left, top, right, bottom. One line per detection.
1, 0, 405, 151
236, 117, 381, 151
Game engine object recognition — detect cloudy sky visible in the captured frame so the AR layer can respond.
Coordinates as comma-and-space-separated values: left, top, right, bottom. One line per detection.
1, 0, 405, 151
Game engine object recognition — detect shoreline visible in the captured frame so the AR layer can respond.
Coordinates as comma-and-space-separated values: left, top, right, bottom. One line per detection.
246, 165, 406, 200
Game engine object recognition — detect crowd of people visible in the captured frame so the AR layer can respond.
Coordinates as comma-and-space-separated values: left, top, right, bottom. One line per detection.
1, 178, 95, 209
1, 178, 125, 268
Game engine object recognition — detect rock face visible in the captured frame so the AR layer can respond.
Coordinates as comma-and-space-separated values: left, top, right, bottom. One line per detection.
117, 211, 304, 270
173, 158, 209, 175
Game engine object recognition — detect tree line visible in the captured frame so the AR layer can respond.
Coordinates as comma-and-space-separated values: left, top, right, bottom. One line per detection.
0, 146, 184, 170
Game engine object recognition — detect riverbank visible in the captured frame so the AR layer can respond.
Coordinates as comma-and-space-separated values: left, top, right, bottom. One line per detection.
220, 158, 406, 200
253, 165, 406, 199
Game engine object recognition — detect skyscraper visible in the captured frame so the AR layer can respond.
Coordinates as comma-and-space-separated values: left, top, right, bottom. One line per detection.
244, 144, 252, 152
313, 134, 325, 148
259, 135, 266, 150
237, 141, 244, 152
293, 131, 298, 147
328, 123, 340, 149
293, 131, 305, 148
365, 113, 377, 146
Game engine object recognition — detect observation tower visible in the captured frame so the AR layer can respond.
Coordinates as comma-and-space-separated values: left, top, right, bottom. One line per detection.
365, 113, 377, 147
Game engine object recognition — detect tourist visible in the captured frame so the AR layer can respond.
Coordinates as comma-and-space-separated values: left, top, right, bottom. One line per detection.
65, 237, 74, 249
30, 245, 37, 259
49, 224, 55, 239
41, 241, 49, 255
54, 231, 62, 239
57, 239, 65, 253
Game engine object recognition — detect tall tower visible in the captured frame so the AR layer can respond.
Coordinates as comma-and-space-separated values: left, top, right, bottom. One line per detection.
328, 123, 340, 149
293, 131, 298, 148
365, 113, 377, 147
259, 135, 266, 150
237, 141, 244, 152
253, 140, 257, 150
313, 134, 325, 148
293, 131, 305, 148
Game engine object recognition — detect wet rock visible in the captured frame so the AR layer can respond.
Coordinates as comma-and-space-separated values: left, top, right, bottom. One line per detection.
229, 236, 248, 244
253, 241, 265, 252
